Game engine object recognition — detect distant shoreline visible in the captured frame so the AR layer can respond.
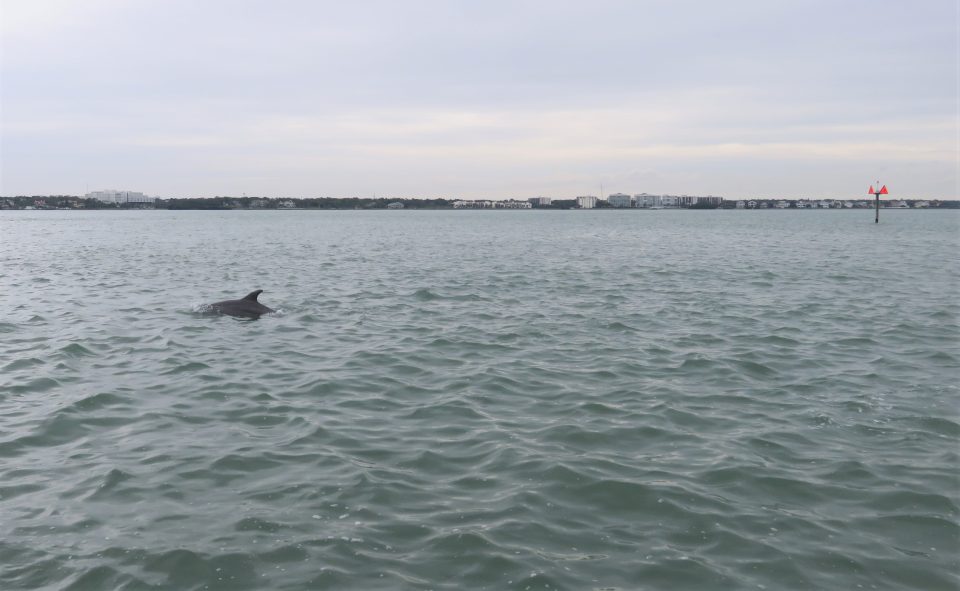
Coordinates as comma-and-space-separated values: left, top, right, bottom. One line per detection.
3, 196, 957, 211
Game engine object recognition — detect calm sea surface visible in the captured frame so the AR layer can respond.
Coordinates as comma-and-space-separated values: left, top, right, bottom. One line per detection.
1, 209, 958, 590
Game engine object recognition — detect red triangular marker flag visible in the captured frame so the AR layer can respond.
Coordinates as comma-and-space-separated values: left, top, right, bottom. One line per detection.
868, 185, 875, 194
879, 185, 888, 195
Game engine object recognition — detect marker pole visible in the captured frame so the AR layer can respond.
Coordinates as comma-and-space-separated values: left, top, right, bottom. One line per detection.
874, 179, 880, 223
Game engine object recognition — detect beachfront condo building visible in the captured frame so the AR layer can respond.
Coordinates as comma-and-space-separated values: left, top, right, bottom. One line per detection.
86, 190, 152, 204
635, 193, 662, 208
576, 195, 598, 209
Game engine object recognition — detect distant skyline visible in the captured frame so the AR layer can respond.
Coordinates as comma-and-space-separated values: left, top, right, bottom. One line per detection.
1, 0, 957, 199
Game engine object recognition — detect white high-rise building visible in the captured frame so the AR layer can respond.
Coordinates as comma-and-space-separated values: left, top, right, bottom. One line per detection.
634, 193, 661, 208
575, 195, 598, 209
86, 189, 151, 204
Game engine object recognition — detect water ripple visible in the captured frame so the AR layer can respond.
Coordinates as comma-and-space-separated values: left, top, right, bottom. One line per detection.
1, 209, 958, 590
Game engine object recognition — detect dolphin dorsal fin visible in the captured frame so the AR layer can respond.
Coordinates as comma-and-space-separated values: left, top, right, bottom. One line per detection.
242, 289, 263, 302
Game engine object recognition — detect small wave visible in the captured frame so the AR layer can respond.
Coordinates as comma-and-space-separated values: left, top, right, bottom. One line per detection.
756, 334, 801, 346
143, 549, 257, 588
3, 357, 44, 372
161, 361, 211, 375
569, 479, 660, 513
578, 401, 623, 415
412, 288, 439, 301
235, 517, 285, 533
826, 273, 854, 282
62, 392, 126, 413
406, 402, 486, 421
834, 337, 879, 346
0, 412, 87, 458
678, 356, 718, 371
410, 288, 484, 302
305, 567, 352, 589
8, 377, 61, 394
86, 468, 133, 499
258, 544, 309, 563
57, 343, 95, 358
728, 358, 778, 378
62, 565, 140, 591
869, 490, 960, 514
210, 452, 284, 473
536, 549, 608, 562
924, 350, 957, 363
0, 482, 45, 501
909, 416, 960, 437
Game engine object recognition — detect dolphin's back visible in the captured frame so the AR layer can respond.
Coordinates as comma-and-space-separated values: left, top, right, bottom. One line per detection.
209, 289, 274, 318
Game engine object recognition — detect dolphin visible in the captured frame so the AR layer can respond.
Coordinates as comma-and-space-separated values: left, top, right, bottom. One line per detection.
207, 289, 275, 319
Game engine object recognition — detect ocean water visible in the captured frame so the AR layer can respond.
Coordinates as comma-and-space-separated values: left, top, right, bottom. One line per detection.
1, 209, 957, 591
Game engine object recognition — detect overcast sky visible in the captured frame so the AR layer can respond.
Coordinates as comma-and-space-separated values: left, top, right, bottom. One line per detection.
1, 0, 956, 199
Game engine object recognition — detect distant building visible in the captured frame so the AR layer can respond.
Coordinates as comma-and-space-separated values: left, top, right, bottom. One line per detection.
86, 189, 151, 204
528, 196, 552, 206
608, 193, 632, 208
575, 195, 598, 209
386, 201, 404, 209
635, 193, 661, 208
695, 196, 724, 207
453, 200, 485, 208
453, 200, 529, 209
494, 200, 532, 209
